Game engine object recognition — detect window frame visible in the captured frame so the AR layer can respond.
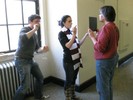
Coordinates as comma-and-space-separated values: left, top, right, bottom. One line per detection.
0, 0, 41, 53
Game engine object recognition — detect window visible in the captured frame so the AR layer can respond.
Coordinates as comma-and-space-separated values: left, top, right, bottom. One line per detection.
0, 0, 40, 53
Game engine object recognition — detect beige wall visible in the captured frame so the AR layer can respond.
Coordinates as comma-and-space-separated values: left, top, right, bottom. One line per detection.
117, 0, 133, 59
77, 0, 118, 84
77, 0, 103, 84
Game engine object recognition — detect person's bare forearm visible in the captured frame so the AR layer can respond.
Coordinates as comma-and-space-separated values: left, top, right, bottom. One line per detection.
26, 29, 37, 39
26, 24, 39, 39
79, 33, 88, 46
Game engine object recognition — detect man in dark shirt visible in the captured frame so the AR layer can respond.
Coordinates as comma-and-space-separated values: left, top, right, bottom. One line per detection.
13, 14, 49, 100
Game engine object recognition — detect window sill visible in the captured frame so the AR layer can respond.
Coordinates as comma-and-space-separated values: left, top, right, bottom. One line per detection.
0, 52, 48, 62
0, 52, 15, 62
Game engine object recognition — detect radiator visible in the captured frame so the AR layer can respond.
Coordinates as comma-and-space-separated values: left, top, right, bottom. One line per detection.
0, 60, 35, 100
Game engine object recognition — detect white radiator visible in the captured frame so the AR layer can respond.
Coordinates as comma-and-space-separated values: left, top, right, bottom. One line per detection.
0, 61, 35, 100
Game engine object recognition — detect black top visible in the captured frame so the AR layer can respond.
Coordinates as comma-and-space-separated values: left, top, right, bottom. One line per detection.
15, 26, 40, 59
58, 31, 73, 63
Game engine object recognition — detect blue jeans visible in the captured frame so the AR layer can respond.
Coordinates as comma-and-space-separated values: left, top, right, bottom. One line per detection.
96, 54, 119, 100
63, 62, 79, 90
13, 59, 44, 100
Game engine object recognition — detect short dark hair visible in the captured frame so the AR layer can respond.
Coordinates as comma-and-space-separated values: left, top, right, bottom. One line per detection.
100, 6, 116, 22
28, 14, 41, 23
58, 15, 71, 28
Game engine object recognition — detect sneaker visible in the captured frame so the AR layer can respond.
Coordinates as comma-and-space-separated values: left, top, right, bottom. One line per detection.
41, 95, 50, 99
35, 95, 50, 100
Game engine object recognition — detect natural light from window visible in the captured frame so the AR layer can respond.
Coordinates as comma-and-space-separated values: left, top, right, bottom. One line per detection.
0, 0, 36, 53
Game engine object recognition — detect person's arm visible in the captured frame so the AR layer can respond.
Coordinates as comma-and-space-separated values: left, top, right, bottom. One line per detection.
88, 28, 97, 45
79, 32, 88, 46
37, 46, 49, 53
90, 37, 97, 45
65, 34, 76, 48
26, 24, 39, 39
65, 26, 77, 49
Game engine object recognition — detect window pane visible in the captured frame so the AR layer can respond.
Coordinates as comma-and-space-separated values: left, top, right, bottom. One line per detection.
0, 26, 9, 52
0, 0, 6, 24
23, 1, 36, 23
6, 0, 22, 24
8, 25, 23, 50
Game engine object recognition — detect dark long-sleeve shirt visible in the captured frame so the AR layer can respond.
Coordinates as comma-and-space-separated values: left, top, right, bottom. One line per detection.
94, 22, 119, 59
58, 30, 73, 63
15, 26, 40, 59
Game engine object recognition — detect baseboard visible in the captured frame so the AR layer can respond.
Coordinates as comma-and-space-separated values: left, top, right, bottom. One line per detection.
118, 52, 133, 66
43, 76, 53, 84
43, 76, 96, 92
75, 76, 96, 92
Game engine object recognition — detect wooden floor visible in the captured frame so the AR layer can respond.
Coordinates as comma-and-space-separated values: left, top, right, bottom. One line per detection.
27, 57, 133, 100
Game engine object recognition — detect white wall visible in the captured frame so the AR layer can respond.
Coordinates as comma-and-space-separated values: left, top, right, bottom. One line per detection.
46, 0, 78, 82
34, 53, 51, 77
